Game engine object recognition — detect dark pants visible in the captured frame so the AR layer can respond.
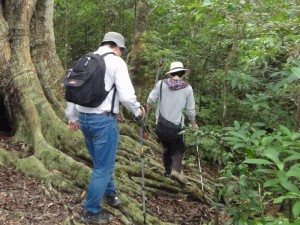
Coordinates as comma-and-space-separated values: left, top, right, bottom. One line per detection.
159, 135, 185, 174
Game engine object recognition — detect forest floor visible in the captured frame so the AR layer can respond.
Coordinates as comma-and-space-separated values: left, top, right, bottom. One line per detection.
0, 132, 228, 225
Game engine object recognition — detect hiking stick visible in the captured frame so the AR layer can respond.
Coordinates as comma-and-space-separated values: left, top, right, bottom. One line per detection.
196, 136, 204, 192
139, 118, 146, 224
154, 56, 164, 88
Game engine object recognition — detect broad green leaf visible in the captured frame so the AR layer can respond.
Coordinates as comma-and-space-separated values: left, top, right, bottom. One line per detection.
250, 130, 266, 140
277, 170, 288, 182
293, 201, 300, 219
286, 150, 300, 157
286, 166, 300, 179
291, 67, 300, 79
222, 137, 244, 142
275, 161, 284, 171
252, 122, 265, 127
268, 145, 285, 152
273, 195, 289, 203
283, 141, 296, 148
264, 178, 280, 188
251, 139, 259, 146
281, 181, 300, 194
231, 78, 237, 89
263, 149, 280, 164
243, 158, 273, 165
272, 74, 298, 91
195, 13, 203, 21
246, 149, 254, 158
284, 155, 300, 162
253, 104, 259, 112
259, 102, 271, 110
226, 169, 233, 179
233, 143, 247, 150
274, 194, 300, 204
234, 120, 240, 128
262, 136, 271, 146
280, 125, 292, 137
228, 131, 248, 141
256, 146, 265, 152
291, 132, 300, 140
256, 169, 277, 174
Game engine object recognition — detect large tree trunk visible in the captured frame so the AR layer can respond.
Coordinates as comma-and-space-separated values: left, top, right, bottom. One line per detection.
0, 1, 213, 224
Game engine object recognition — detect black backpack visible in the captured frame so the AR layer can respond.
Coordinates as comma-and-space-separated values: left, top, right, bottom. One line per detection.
63, 52, 116, 108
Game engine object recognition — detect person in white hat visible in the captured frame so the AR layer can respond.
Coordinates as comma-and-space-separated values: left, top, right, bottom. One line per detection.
65, 31, 145, 224
147, 61, 197, 185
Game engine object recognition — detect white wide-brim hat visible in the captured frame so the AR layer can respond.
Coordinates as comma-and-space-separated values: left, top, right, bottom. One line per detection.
165, 61, 190, 75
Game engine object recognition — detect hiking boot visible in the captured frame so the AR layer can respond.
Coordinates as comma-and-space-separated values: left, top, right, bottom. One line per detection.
105, 190, 121, 207
171, 169, 187, 185
80, 209, 112, 224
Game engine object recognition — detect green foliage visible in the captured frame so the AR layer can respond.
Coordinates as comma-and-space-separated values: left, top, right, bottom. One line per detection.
184, 125, 223, 165
272, 59, 300, 101
222, 122, 300, 223
54, 0, 136, 68
189, 0, 300, 127
226, 70, 259, 91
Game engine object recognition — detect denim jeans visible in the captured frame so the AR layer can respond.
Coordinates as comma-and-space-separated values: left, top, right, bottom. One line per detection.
79, 113, 118, 214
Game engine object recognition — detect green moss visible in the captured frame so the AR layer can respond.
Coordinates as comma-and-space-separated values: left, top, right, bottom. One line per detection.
17, 155, 52, 181
0, 148, 20, 167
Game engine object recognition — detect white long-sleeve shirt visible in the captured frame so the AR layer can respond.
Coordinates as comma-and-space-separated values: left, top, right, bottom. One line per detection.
65, 46, 141, 122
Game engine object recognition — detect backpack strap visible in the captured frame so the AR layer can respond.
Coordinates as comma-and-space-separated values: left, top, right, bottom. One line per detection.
87, 51, 115, 57
158, 80, 164, 115
110, 85, 117, 114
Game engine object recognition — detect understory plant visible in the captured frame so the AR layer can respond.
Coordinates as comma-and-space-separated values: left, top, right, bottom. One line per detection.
220, 121, 300, 224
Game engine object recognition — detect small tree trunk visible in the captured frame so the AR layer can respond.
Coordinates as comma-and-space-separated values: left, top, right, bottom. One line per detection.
129, 0, 149, 99
295, 94, 300, 131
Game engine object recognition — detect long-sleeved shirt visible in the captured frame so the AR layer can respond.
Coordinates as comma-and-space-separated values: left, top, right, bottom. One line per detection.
147, 79, 196, 126
65, 46, 141, 122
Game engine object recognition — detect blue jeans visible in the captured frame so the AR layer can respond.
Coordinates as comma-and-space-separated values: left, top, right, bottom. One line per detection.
79, 113, 118, 214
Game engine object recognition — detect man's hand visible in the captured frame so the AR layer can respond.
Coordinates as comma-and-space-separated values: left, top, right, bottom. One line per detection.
146, 104, 152, 113
139, 106, 145, 117
134, 106, 145, 126
68, 121, 79, 131
191, 120, 198, 130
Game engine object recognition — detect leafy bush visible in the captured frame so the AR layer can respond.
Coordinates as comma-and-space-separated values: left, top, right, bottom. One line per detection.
221, 122, 300, 224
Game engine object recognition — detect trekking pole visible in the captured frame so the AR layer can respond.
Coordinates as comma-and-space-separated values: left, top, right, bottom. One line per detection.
139, 117, 147, 224
196, 135, 204, 192
154, 56, 164, 88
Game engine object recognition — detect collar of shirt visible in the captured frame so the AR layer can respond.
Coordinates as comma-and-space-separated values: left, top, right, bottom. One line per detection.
94, 46, 115, 55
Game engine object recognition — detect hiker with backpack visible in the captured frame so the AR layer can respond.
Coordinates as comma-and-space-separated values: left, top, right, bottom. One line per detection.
146, 61, 197, 185
65, 32, 145, 224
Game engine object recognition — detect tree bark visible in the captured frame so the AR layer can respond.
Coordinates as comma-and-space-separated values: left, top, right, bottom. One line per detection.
129, 0, 149, 99
295, 94, 300, 131
0, 1, 213, 224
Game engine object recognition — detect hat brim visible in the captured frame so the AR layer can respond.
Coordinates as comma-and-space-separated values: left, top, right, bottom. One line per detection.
166, 68, 190, 75
100, 40, 127, 49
